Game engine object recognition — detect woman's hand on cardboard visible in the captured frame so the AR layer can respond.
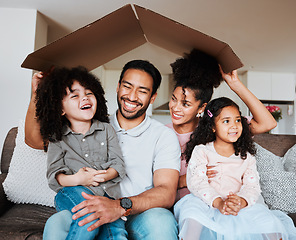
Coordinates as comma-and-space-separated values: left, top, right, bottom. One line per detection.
219, 65, 241, 89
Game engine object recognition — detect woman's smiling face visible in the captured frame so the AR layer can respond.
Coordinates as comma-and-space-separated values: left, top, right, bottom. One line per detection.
169, 86, 204, 127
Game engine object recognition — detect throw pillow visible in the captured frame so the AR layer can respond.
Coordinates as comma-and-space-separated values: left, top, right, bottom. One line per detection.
255, 143, 296, 213
282, 144, 296, 172
3, 120, 56, 207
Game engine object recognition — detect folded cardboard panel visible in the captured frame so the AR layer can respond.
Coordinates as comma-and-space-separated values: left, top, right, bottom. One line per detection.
21, 4, 243, 73
134, 5, 243, 73
22, 5, 145, 72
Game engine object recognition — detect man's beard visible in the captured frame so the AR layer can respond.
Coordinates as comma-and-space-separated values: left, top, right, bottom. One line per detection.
117, 96, 149, 120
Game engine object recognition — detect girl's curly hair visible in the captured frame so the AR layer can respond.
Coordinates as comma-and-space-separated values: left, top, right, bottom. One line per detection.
35, 66, 109, 148
170, 48, 223, 107
184, 97, 256, 163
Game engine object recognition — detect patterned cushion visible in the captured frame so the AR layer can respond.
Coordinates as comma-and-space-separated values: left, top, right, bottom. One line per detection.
2, 120, 55, 207
255, 143, 296, 213
282, 145, 296, 172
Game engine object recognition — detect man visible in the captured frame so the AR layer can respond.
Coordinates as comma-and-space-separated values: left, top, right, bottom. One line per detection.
25, 60, 181, 239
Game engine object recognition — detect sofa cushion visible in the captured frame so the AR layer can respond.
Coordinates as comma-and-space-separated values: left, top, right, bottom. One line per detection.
0, 204, 55, 240
282, 145, 296, 172
2, 120, 55, 207
255, 143, 296, 213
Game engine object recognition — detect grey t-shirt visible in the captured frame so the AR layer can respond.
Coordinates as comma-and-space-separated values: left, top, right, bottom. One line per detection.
110, 113, 181, 197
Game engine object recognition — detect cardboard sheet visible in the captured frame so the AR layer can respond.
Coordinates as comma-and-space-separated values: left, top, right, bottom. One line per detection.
21, 4, 243, 73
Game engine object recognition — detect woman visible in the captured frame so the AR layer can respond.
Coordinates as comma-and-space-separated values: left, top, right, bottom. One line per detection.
167, 49, 277, 202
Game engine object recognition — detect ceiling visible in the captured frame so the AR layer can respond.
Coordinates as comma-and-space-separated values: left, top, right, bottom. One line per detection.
1, 0, 296, 74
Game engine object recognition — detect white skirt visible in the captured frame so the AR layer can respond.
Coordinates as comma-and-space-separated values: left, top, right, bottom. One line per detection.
174, 194, 296, 240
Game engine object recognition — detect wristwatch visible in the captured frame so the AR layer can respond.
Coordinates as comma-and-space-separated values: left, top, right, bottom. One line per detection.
120, 197, 133, 216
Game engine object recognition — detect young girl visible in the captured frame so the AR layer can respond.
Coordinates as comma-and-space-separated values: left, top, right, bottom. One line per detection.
174, 97, 296, 240
35, 66, 126, 240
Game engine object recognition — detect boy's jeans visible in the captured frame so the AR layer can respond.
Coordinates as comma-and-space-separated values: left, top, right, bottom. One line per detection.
54, 186, 99, 240
43, 186, 126, 240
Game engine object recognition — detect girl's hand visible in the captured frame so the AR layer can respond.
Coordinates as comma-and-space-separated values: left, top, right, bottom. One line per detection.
223, 192, 247, 215
213, 197, 228, 215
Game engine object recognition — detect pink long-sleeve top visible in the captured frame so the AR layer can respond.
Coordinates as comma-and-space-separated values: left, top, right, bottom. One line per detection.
187, 142, 261, 207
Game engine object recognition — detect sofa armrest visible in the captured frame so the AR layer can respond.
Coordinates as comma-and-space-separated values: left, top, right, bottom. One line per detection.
0, 173, 14, 215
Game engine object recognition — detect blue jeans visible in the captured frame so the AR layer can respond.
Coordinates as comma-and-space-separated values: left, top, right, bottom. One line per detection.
44, 186, 99, 240
43, 207, 178, 240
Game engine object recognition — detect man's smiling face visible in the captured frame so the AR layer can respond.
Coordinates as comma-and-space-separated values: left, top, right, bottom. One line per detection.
116, 69, 156, 120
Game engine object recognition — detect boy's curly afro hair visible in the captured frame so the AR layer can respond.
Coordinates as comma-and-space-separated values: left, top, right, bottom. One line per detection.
35, 66, 109, 148
170, 49, 223, 107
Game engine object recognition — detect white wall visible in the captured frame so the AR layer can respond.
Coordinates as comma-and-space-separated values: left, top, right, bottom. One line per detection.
153, 74, 170, 109
0, 8, 47, 156
103, 70, 121, 115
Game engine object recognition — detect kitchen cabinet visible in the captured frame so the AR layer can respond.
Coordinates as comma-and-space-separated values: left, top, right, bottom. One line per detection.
244, 71, 295, 101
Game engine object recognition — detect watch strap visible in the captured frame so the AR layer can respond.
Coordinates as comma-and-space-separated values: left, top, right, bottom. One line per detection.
123, 208, 131, 216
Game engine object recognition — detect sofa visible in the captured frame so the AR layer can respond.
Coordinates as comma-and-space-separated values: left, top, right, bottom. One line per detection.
0, 127, 56, 239
0, 127, 296, 239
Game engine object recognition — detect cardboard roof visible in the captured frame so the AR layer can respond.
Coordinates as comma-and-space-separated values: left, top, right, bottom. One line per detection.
21, 4, 243, 73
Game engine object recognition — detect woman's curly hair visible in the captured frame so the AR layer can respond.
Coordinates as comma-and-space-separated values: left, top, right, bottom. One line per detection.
184, 97, 256, 163
170, 48, 223, 107
35, 66, 109, 148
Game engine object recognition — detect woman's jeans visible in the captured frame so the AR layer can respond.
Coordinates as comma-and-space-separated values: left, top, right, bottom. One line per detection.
44, 186, 99, 240
43, 205, 178, 240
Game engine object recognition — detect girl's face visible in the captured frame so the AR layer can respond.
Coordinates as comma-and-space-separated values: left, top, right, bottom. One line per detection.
213, 105, 242, 144
62, 80, 97, 125
169, 86, 205, 127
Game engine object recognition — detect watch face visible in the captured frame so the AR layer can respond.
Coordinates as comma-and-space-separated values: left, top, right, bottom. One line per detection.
120, 198, 132, 209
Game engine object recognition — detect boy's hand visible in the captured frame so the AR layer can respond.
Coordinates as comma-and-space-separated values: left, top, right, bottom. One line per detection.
93, 170, 111, 183
75, 167, 105, 187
